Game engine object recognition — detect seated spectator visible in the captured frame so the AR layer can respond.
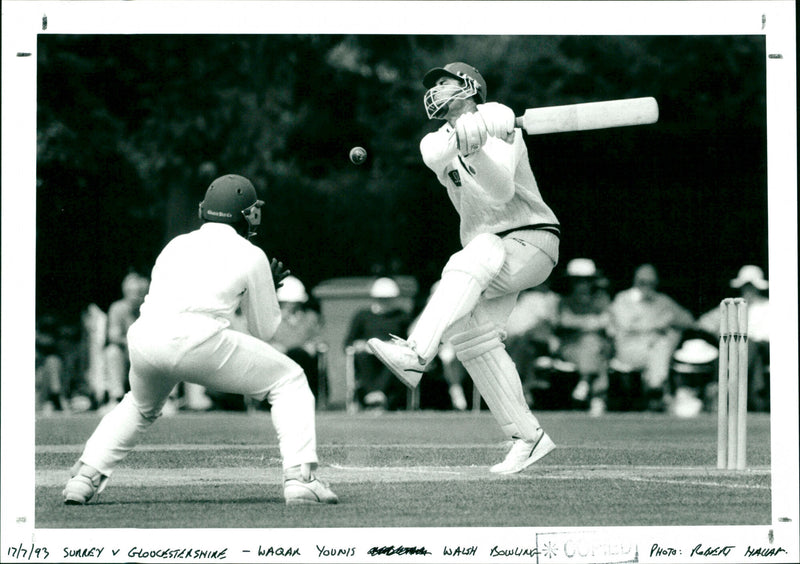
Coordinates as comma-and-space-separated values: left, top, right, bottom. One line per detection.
271, 275, 326, 402
436, 341, 469, 410
669, 336, 719, 417
34, 312, 89, 413
345, 278, 412, 410
504, 279, 561, 406
36, 314, 68, 414
80, 304, 108, 410
101, 272, 150, 412
696, 265, 770, 411
554, 258, 612, 416
608, 264, 694, 411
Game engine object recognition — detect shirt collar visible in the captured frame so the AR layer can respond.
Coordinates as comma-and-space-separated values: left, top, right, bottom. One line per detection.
200, 222, 238, 235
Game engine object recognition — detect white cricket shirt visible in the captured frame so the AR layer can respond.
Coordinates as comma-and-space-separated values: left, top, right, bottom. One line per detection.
420, 122, 560, 248
138, 222, 281, 342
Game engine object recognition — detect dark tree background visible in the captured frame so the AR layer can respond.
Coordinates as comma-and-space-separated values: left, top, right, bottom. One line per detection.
36, 34, 767, 323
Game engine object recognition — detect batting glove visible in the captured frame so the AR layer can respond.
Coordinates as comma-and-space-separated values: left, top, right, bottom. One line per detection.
454, 112, 489, 157
477, 102, 516, 143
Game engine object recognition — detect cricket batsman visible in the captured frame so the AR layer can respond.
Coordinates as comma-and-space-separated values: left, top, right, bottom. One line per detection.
63, 174, 338, 505
369, 62, 560, 473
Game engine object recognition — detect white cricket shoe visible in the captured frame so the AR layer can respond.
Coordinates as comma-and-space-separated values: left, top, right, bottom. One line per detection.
284, 477, 339, 505
363, 390, 388, 410
589, 397, 607, 417
283, 465, 339, 505
63, 462, 109, 505
490, 432, 556, 474
572, 380, 590, 402
367, 336, 426, 388
284, 478, 339, 505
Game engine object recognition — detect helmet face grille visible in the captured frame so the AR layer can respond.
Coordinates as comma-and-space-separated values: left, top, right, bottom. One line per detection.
424, 77, 480, 119
242, 200, 263, 227
422, 62, 487, 119
445, 64, 486, 102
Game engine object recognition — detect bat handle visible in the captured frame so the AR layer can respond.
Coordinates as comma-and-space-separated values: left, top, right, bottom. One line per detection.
514, 117, 524, 128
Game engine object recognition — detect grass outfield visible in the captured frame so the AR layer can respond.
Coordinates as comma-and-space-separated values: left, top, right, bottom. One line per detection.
35, 410, 771, 528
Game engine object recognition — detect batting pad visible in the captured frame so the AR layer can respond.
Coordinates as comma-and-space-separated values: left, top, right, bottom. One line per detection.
451, 323, 541, 441
409, 234, 505, 361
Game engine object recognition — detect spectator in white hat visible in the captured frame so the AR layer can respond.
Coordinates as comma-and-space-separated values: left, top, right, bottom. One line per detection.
697, 265, 770, 411
554, 258, 612, 416
345, 278, 413, 410
608, 264, 694, 411
271, 276, 325, 401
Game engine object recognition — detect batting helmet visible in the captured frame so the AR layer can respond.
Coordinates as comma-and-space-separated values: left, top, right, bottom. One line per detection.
423, 62, 487, 120
199, 174, 264, 238
423, 62, 487, 103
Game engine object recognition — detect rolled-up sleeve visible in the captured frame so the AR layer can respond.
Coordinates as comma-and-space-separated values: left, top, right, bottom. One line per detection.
421, 128, 458, 173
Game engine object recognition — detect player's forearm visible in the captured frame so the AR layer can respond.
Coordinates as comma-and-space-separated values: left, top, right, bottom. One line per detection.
420, 129, 458, 171
246, 300, 281, 341
245, 257, 282, 341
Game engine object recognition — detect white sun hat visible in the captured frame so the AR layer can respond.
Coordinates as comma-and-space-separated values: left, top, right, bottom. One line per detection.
730, 265, 768, 290
673, 339, 719, 365
370, 277, 401, 299
276, 276, 308, 303
565, 258, 598, 277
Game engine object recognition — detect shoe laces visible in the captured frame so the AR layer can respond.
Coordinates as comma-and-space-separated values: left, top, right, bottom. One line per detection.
508, 435, 537, 454
73, 464, 104, 488
388, 334, 410, 346
285, 474, 333, 491
388, 335, 425, 365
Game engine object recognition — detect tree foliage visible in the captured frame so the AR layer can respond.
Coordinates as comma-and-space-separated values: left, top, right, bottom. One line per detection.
36, 34, 766, 318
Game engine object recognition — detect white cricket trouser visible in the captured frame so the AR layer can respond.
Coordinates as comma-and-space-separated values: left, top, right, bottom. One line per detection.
79, 313, 318, 476
413, 230, 558, 358
426, 231, 558, 441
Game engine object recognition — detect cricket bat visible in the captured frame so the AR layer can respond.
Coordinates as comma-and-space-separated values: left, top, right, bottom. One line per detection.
515, 97, 659, 135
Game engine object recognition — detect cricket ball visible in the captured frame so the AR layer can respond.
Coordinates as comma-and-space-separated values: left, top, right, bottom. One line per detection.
349, 146, 367, 165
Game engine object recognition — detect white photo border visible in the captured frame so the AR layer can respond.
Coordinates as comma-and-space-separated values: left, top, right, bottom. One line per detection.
2, 2, 797, 563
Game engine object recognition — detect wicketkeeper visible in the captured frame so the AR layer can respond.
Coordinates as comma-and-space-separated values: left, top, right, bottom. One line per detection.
369, 62, 561, 473
63, 174, 338, 505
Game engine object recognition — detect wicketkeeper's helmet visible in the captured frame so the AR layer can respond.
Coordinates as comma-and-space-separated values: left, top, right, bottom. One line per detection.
199, 174, 264, 238
423, 62, 487, 119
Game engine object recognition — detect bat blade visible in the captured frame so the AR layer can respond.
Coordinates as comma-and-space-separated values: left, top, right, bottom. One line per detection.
515, 97, 659, 135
